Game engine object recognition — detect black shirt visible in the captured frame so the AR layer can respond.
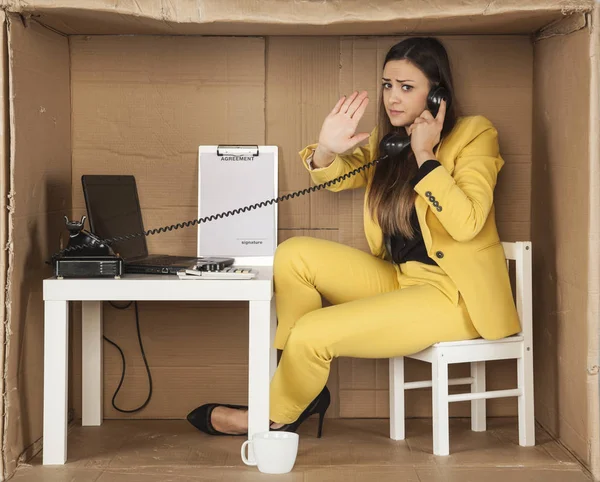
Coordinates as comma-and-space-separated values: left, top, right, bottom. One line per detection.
384, 208, 437, 266
383, 159, 441, 266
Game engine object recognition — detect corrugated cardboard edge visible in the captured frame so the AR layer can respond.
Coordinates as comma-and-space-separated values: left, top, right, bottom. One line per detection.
1, 0, 596, 26
587, 8, 600, 481
2, 11, 14, 481
0, 9, 6, 482
536, 12, 587, 39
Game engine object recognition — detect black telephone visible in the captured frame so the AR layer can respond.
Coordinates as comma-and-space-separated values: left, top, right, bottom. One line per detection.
52, 86, 450, 262
53, 215, 124, 278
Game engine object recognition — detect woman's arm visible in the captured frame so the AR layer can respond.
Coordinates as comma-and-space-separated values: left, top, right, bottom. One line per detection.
411, 116, 504, 242
298, 127, 378, 192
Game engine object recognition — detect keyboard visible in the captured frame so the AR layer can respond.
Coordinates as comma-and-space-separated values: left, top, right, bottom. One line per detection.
178, 267, 257, 280
135, 256, 199, 266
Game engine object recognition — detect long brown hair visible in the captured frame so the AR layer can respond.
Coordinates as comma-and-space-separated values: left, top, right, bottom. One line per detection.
367, 37, 458, 238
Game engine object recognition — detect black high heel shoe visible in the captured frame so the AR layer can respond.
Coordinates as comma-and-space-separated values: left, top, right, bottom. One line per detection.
271, 386, 330, 438
186, 403, 248, 436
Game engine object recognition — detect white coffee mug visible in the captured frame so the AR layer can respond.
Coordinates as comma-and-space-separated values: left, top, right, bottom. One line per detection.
241, 431, 299, 474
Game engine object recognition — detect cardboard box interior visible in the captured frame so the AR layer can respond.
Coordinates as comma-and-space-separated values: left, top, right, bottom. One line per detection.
0, 1, 598, 481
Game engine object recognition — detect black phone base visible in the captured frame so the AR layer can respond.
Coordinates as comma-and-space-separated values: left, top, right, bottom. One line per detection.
54, 255, 123, 279
54, 215, 124, 278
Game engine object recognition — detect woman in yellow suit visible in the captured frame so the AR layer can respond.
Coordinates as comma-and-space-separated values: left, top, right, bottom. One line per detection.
187, 37, 521, 437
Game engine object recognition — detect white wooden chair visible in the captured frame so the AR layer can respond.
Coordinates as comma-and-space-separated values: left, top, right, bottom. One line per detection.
389, 241, 534, 455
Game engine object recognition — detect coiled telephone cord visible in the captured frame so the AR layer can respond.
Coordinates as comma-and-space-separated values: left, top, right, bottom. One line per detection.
50, 156, 384, 260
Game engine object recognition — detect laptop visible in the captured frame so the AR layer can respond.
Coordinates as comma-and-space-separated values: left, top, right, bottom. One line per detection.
81, 175, 233, 275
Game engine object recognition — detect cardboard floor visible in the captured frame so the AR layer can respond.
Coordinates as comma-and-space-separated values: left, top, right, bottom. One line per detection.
10, 418, 592, 481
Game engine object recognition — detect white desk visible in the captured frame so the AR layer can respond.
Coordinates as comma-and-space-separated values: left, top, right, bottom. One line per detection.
42, 269, 276, 465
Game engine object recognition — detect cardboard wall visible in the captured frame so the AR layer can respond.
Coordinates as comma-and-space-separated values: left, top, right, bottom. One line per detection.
0, 3, 597, 480
68, 35, 266, 418
4, 14, 71, 476
65, 34, 533, 421
531, 20, 596, 467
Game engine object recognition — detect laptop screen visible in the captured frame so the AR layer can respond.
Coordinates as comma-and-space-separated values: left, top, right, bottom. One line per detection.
81, 175, 148, 261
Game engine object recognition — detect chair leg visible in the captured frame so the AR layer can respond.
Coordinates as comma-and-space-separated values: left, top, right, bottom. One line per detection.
470, 361, 486, 432
432, 354, 450, 456
518, 350, 535, 446
389, 357, 405, 440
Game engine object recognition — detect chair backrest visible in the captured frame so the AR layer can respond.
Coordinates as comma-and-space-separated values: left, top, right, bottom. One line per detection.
197, 145, 278, 266
501, 241, 533, 344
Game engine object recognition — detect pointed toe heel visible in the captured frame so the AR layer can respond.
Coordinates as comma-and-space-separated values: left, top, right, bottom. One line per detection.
186, 403, 248, 436
272, 386, 331, 438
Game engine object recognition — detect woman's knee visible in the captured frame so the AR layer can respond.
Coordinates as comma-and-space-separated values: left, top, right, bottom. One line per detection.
284, 313, 331, 361
275, 236, 311, 262
274, 236, 318, 274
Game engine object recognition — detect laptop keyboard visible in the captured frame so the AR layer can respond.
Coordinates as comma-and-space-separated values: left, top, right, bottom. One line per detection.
136, 256, 197, 266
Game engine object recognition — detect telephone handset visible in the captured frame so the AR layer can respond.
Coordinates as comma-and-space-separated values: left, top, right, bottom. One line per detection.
62, 215, 117, 257
51, 86, 450, 262
427, 85, 450, 119
378, 85, 450, 160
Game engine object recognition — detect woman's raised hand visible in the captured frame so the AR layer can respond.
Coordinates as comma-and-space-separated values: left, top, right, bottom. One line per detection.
317, 91, 370, 157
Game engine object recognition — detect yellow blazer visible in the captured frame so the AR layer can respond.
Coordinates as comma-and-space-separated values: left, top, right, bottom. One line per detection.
299, 115, 521, 340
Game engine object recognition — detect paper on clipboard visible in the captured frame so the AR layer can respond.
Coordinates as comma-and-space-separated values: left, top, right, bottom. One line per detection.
198, 145, 277, 258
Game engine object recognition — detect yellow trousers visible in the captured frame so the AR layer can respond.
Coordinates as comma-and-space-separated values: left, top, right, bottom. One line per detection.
269, 236, 480, 423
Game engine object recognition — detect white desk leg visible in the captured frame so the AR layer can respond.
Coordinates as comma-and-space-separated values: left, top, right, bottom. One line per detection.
43, 300, 69, 465
82, 301, 103, 426
247, 299, 271, 464
269, 296, 277, 381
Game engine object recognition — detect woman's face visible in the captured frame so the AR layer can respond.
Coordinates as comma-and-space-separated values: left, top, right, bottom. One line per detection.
382, 59, 431, 127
